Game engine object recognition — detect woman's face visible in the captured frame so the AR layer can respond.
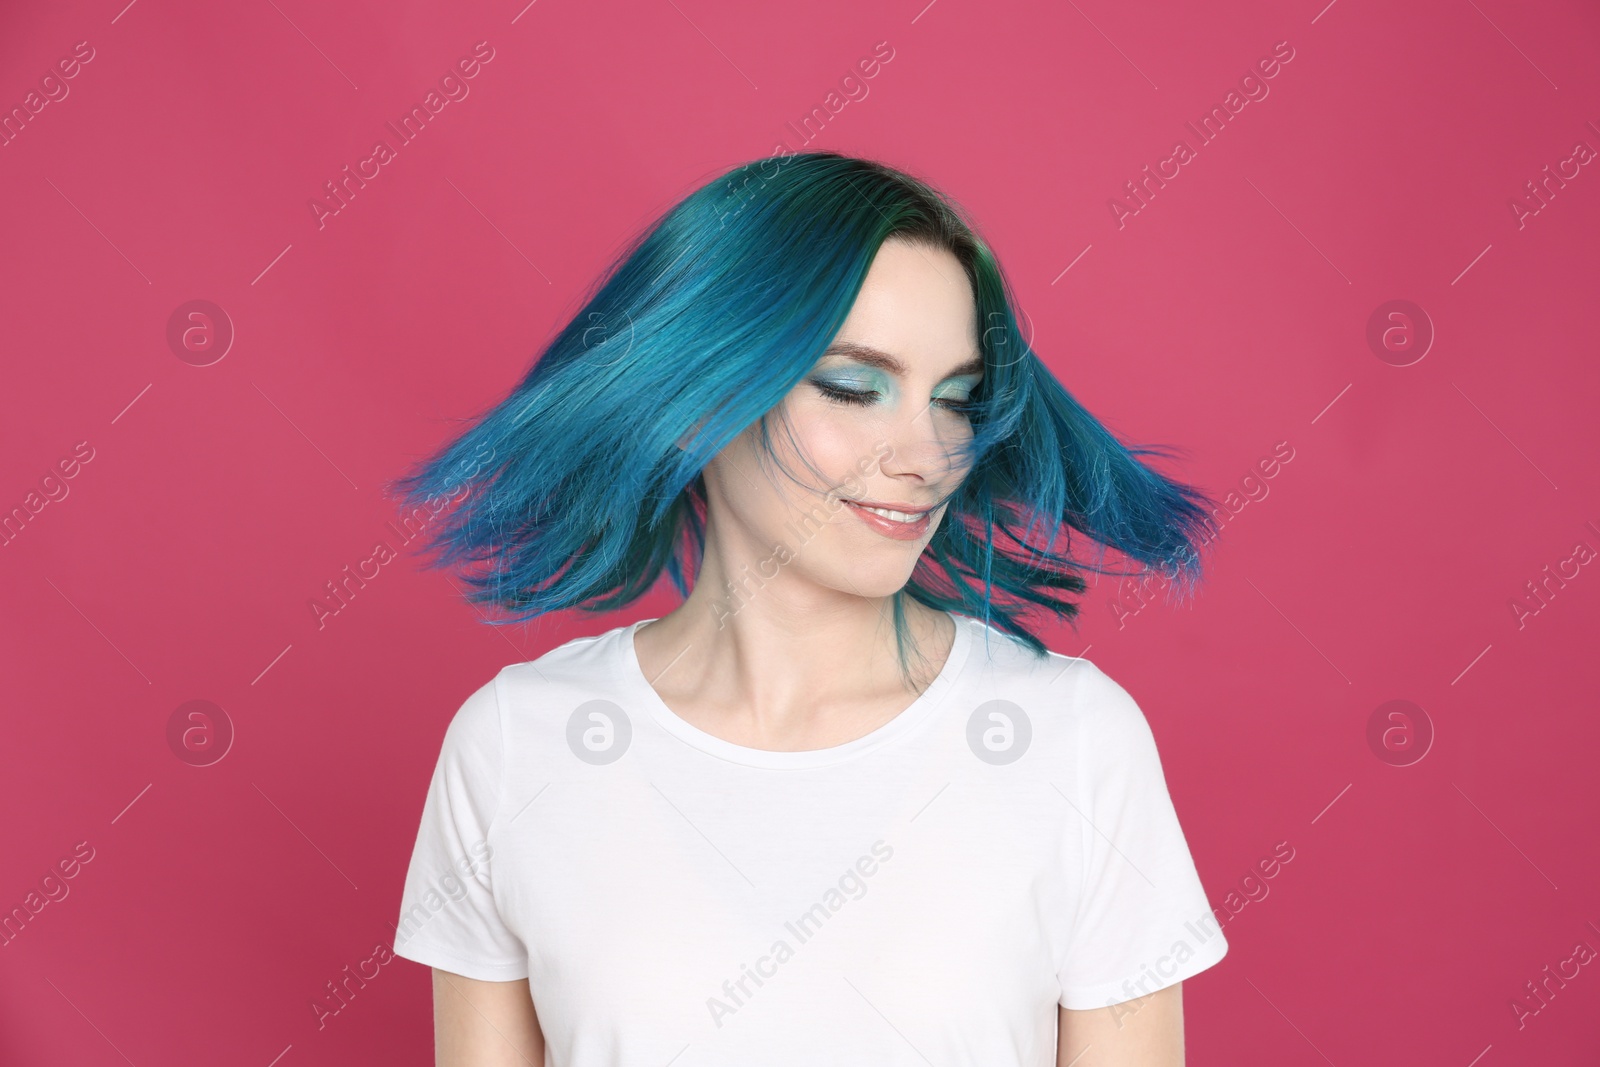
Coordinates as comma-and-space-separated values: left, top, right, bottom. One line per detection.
701, 235, 984, 601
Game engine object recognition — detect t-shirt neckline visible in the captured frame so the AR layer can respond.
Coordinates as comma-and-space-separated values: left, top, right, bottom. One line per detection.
618, 612, 973, 769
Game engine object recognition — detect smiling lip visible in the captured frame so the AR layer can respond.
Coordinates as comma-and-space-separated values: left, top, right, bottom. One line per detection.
841, 498, 934, 541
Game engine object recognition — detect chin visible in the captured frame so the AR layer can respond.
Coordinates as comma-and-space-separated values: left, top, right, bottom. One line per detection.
825, 562, 920, 600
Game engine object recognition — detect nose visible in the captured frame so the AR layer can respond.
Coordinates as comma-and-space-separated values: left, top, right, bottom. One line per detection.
874, 398, 968, 484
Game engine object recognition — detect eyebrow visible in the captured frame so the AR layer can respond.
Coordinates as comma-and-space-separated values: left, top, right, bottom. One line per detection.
820, 341, 983, 379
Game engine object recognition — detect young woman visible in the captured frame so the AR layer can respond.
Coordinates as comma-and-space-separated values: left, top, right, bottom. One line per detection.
389, 151, 1227, 1066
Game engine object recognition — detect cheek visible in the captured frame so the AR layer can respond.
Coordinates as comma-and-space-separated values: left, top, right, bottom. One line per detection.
707, 406, 867, 533
783, 400, 888, 486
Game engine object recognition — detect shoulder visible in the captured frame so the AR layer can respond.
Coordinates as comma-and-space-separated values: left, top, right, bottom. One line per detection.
494, 622, 623, 702
963, 616, 1145, 725
962, 618, 1159, 766
440, 624, 625, 755
1060, 657, 1149, 736
1052, 658, 1171, 797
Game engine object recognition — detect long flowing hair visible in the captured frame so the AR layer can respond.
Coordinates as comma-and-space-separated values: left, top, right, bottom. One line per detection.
385, 151, 1215, 678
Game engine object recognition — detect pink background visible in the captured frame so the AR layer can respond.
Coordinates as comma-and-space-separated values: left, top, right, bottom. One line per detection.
3, 0, 1598, 1062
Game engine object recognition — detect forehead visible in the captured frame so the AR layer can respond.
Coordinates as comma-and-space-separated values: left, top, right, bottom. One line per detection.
828, 237, 980, 371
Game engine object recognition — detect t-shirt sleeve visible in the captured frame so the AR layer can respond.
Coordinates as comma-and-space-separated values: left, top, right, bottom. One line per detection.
1055, 661, 1227, 1010
393, 671, 530, 981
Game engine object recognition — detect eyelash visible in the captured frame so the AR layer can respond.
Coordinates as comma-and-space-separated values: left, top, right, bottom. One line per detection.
812, 381, 977, 416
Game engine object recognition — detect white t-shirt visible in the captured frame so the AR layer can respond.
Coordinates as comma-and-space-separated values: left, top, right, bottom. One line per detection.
394, 611, 1227, 1065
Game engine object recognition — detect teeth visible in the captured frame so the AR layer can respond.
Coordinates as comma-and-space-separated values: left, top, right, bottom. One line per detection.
856, 504, 924, 523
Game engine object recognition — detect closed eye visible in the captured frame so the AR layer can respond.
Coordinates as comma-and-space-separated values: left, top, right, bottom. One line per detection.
813, 382, 878, 407
813, 381, 976, 416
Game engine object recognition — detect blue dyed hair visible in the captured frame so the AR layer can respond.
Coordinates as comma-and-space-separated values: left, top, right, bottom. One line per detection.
386, 151, 1216, 673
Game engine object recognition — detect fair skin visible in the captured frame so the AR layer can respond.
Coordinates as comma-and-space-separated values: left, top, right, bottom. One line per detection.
430, 236, 1187, 1065
429, 972, 1183, 1065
